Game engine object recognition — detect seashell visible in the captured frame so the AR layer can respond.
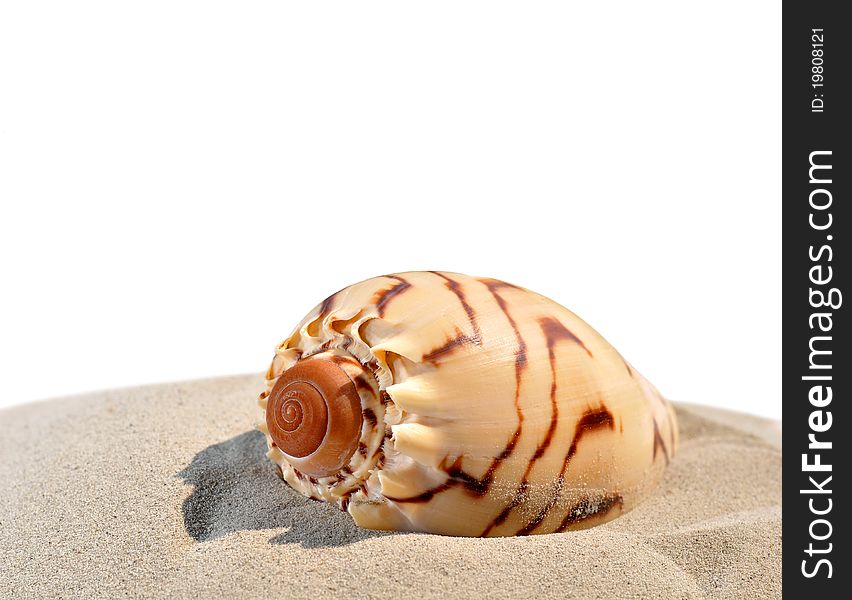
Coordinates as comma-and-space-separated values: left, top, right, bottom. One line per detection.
259, 272, 678, 537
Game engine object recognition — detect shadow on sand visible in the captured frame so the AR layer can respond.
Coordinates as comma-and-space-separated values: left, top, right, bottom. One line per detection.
177, 430, 398, 548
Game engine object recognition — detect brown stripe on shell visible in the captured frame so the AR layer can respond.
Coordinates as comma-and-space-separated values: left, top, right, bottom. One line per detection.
385, 481, 453, 504
430, 271, 482, 342
481, 279, 529, 393
318, 293, 336, 320
422, 328, 481, 364
328, 354, 362, 368
304, 292, 341, 337
653, 419, 670, 465
362, 408, 378, 428
384, 456, 481, 504
539, 316, 592, 358
668, 414, 676, 455
659, 396, 677, 455
354, 375, 376, 396
478, 277, 524, 291
515, 407, 615, 535
443, 455, 490, 495
555, 493, 624, 532
479, 484, 526, 534
374, 275, 412, 317
480, 280, 529, 485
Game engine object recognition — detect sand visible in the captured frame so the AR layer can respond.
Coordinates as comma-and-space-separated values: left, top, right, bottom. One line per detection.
0, 374, 781, 599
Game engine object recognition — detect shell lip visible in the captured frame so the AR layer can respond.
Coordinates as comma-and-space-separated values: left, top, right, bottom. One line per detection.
266, 357, 363, 478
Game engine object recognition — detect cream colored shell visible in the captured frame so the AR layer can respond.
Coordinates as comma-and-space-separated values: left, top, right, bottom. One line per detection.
259, 272, 678, 536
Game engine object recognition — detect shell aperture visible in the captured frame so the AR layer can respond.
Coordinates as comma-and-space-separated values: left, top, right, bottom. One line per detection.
259, 272, 678, 537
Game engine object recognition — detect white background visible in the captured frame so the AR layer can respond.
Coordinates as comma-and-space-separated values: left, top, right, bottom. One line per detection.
0, 2, 780, 418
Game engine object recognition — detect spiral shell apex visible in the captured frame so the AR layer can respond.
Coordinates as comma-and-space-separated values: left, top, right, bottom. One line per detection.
259, 272, 678, 537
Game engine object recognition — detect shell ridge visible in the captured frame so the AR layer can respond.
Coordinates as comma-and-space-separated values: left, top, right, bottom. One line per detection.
383, 278, 531, 508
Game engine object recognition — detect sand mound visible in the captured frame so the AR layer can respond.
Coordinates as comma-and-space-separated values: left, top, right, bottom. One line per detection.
0, 375, 780, 599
